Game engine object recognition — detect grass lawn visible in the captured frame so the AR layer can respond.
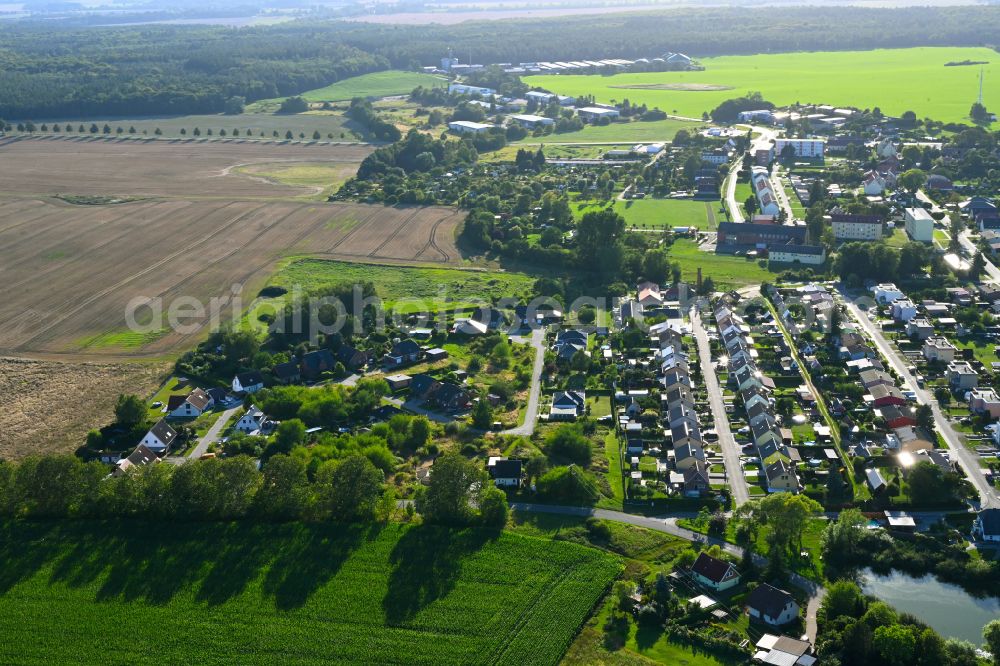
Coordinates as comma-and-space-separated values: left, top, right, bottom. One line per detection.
589, 395, 613, 419
734, 181, 752, 206
953, 338, 998, 373
668, 238, 776, 289
145, 376, 191, 420
601, 431, 626, 509
515, 117, 701, 143
0, 520, 620, 666
264, 259, 537, 314
571, 197, 721, 230
886, 228, 911, 248
526, 47, 1000, 124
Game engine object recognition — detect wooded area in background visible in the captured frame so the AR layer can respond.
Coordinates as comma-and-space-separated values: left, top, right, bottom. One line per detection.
3, 5, 1000, 119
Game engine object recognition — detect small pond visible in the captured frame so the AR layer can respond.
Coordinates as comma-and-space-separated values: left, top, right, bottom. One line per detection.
860, 568, 1000, 644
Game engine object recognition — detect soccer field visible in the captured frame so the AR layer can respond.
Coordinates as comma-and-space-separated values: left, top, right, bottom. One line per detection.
571, 197, 722, 229
526, 47, 1000, 124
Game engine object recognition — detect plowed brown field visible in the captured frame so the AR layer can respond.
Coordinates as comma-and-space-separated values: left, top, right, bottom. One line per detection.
0, 137, 464, 358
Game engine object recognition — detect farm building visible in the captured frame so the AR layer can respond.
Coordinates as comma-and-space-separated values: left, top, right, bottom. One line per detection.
508, 114, 555, 129
738, 109, 774, 123
448, 121, 495, 135
448, 83, 495, 96
577, 106, 620, 122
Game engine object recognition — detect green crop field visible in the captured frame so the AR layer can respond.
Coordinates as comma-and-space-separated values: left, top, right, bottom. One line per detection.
298, 70, 447, 102
266, 259, 537, 313
0, 521, 620, 665
526, 47, 1000, 124
515, 117, 701, 144
572, 197, 722, 230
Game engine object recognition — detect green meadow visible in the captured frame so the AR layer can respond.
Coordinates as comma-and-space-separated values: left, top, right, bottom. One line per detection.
263, 259, 537, 313
668, 238, 777, 289
0, 520, 620, 666
526, 47, 1000, 124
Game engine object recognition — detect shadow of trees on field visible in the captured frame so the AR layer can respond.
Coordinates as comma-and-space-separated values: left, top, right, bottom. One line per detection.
0, 519, 378, 610
262, 522, 378, 610
382, 524, 498, 626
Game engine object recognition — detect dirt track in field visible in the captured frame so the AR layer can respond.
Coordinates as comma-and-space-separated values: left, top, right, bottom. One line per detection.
0, 137, 464, 358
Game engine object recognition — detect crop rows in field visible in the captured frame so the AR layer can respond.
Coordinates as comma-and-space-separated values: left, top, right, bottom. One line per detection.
0, 197, 461, 355
0, 521, 621, 665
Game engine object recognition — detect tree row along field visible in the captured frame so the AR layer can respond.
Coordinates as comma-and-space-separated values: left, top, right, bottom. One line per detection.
0, 139, 464, 357
0, 521, 621, 666
526, 46, 1000, 124
0, 136, 373, 198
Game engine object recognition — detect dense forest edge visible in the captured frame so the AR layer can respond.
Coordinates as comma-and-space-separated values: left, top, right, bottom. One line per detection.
2, 5, 1000, 118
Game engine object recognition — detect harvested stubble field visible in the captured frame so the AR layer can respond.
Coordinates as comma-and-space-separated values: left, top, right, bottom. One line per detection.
0, 138, 464, 357
0, 521, 621, 665
0, 357, 167, 459
0, 135, 372, 199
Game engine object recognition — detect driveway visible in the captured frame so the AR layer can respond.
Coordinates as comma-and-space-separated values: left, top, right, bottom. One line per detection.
501, 327, 546, 436
691, 307, 751, 506
838, 285, 999, 508
188, 406, 239, 459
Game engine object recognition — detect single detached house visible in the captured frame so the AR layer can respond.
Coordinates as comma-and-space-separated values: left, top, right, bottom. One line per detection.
487, 457, 523, 488
972, 508, 1000, 543
745, 583, 800, 626
550, 390, 586, 421
690, 552, 740, 592
232, 370, 264, 394
167, 387, 213, 418
113, 443, 160, 477
139, 419, 177, 454
236, 404, 277, 436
